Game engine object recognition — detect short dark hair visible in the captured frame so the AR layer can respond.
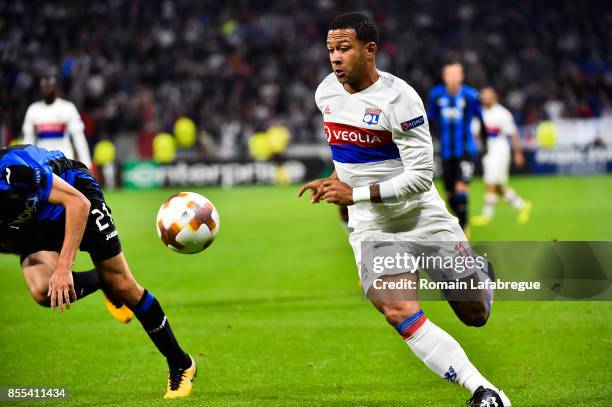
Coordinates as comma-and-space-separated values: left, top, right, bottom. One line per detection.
329, 12, 378, 45
41, 74, 57, 82
442, 57, 463, 68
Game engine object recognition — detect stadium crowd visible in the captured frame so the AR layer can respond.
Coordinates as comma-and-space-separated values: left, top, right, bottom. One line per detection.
2, 0, 611, 152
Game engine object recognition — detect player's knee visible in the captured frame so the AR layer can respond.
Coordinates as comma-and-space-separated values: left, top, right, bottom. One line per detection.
29, 285, 50, 307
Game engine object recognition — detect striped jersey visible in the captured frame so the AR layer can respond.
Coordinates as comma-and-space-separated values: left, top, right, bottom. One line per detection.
482, 103, 518, 152
22, 98, 92, 168
427, 85, 483, 159
315, 71, 444, 228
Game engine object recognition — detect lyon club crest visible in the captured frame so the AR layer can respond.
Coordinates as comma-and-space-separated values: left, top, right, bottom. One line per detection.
363, 107, 381, 125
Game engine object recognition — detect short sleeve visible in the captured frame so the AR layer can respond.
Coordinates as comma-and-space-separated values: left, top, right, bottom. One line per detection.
67, 103, 85, 135
502, 110, 518, 135
3, 161, 53, 202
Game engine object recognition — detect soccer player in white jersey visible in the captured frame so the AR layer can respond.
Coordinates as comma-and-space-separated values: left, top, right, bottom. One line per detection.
298, 13, 511, 406
472, 87, 532, 226
22, 75, 92, 168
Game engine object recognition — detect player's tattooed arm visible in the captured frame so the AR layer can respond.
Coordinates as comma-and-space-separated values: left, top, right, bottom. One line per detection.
46, 174, 91, 311
369, 184, 383, 203
351, 183, 383, 204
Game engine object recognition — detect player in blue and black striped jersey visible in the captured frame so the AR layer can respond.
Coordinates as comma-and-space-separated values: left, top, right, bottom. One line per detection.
428, 62, 486, 232
0, 145, 196, 399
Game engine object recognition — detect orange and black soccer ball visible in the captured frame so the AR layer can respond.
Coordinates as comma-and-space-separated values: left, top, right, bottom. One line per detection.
156, 192, 220, 254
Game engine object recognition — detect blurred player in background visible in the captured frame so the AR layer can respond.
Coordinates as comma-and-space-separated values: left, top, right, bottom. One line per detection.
427, 62, 486, 235
22, 75, 92, 168
0, 145, 196, 399
472, 87, 532, 226
299, 13, 511, 406
22, 75, 124, 311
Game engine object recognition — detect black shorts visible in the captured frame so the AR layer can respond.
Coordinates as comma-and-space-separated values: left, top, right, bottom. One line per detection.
441, 157, 475, 192
16, 174, 122, 264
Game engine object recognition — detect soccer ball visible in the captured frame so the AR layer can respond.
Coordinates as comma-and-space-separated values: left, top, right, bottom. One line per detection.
156, 192, 220, 254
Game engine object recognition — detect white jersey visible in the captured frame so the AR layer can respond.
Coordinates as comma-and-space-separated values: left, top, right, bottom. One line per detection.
482, 103, 517, 184
22, 98, 92, 168
483, 103, 517, 154
315, 71, 447, 228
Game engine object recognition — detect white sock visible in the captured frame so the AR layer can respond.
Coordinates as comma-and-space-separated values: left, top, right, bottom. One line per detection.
482, 192, 498, 218
503, 188, 524, 210
397, 311, 498, 394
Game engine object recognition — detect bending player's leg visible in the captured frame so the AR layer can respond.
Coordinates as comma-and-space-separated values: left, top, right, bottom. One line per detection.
94, 252, 195, 399
440, 247, 494, 327
368, 273, 508, 404
21, 251, 100, 307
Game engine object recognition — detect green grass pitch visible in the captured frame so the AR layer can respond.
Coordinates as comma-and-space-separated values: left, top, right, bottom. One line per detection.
1, 176, 611, 406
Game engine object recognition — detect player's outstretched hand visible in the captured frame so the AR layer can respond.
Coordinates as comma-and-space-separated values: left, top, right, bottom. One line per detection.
297, 179, 327, 204
47, 269, 77, 312
321, 179, 354, 206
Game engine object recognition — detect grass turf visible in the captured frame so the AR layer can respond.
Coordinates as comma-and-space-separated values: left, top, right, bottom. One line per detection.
0, 175, 611, 406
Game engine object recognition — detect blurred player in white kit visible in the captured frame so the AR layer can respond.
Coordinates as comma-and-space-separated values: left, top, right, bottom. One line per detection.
22, 75, 92, 168
472, 87, 531, 226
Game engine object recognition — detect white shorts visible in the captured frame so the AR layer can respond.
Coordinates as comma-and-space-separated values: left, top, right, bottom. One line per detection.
483, 142, 511, 185
348, 194, 471, 294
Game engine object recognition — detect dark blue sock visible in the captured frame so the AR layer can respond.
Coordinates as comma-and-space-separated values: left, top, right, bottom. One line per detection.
132, 290, 190, 369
